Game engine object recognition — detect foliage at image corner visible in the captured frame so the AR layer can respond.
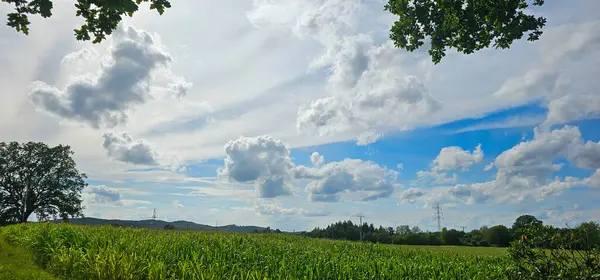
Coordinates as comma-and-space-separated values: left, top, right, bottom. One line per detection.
384, 0, 547, 64
2, 0, 549, 64
3, 0, 171, 43
505, 221, 600, 279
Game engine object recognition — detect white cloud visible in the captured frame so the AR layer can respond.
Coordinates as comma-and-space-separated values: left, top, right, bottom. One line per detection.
492, 20, 600, 130
396, 163, 404, 170
584, 170, 600, 188
252, 200, 329, 217
102, 132, 159, 165
496, 126, 600, 172
218, 135, 295, 198
310, 152, 324, 167
415, 170, 458, 185
28, 24, 190, 128
174, 186, 255, 200
399, 184, 492, 207
83, 185, 153, 207
85, 185, 122, 205
218, 135, 399, 202
413, 144, 482, 185
398, 188, 425, 203
297, 159, 400, 202
173, 200, 184, 208
297, 67, 440, 140
453, 114, 545, 134
432, 144, 483, 171
102, 132, 184, 170
494, 21, 600, 102
356, 131, 382, 146
404, 125, 600, 207
248, 0, 439, 141
543, 93, 600, 127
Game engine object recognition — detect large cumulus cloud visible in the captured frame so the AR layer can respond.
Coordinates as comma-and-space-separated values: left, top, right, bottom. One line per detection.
218, 135, 400, 201
218, 135, 295, 198
29, 24, 191, 128
248, 0, 440, 145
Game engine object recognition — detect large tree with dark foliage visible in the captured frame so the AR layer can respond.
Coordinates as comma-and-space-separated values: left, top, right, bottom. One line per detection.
0, 141, 87, 225
4, 0, 547, 64
511, 214, 543, 238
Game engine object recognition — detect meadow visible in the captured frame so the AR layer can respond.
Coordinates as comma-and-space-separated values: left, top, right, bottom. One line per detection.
0, 223, 512, 280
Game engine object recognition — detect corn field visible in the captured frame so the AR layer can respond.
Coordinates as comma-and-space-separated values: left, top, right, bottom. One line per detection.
1, 223, 512, 280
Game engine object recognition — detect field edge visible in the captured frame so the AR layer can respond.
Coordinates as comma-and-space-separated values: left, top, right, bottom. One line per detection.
0, 231, 57, 280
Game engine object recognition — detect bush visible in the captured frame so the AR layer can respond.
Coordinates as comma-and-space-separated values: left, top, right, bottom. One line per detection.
506, 224, 600, 279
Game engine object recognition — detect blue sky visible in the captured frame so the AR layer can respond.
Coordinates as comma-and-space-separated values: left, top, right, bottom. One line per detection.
1, 0, 600, 232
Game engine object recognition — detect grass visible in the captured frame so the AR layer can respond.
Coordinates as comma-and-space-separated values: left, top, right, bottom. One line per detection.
1, 223, 512, 280
0, 232, 57, 280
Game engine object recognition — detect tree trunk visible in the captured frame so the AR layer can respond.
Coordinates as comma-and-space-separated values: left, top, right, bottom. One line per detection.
20, 197, 36, 223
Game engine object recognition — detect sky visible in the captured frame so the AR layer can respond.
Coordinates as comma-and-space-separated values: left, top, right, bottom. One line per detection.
1, 0, 600, 232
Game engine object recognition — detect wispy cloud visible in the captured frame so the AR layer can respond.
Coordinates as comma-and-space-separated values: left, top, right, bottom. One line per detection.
452, 114, 545, 134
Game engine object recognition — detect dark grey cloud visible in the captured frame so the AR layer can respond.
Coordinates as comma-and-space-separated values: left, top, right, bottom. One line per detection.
29, 24, 176, 128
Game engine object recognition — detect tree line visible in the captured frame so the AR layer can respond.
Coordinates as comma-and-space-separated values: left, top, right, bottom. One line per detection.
302, 215, 600, 249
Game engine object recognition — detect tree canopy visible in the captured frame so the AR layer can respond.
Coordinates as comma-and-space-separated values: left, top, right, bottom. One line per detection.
384, 0, 547, 63
0, 141, 87, 225
512, 214, 543, 237
2, 0, 171, 43
3, 0, 547, 63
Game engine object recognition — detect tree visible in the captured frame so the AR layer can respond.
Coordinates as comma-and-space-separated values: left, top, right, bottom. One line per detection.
485, 225, 511, 247
396, 225, 411, 235
411, 226, 422, 234
0, 141, 87, 225
573, 221, 600, 250
441, 228, 463, 245
384, 0, 547, 64
3, 0, 171, 43
512, 215, 543, 238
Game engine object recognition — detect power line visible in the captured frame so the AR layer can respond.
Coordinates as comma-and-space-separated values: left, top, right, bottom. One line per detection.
357, 215, 365, 242
433, 204, 443, 232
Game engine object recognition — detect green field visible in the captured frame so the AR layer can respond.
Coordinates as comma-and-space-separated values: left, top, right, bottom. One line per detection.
1, 223, 512, 280
0, 232, 57, 280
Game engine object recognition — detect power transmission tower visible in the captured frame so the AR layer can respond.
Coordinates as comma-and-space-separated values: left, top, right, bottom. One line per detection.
433, 204, 443, 232
460, 226, 467, 232
357, 215, 365, 242
150, 208, 157, 226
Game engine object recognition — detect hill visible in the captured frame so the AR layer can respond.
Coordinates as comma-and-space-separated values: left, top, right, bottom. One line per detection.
53, 217, 268, 233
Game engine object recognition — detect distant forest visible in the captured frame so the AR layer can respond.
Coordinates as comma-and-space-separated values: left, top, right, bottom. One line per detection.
293, 215, 600, 249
